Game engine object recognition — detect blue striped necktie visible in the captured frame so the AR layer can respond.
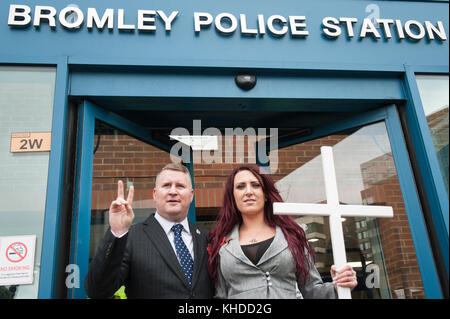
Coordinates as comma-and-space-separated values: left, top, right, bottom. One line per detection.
172, 224, 193, 287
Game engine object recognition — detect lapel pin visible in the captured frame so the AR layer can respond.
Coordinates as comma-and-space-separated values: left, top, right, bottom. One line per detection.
196, 229, 201, 235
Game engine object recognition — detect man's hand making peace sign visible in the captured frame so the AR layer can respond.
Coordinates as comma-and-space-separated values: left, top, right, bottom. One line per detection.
109, 180, 134, 237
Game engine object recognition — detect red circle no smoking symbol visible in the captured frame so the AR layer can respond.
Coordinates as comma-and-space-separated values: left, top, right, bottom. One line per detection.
6, 242, 27, 263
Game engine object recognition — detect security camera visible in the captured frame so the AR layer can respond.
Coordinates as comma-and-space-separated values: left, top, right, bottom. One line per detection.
235, 74, 257, 91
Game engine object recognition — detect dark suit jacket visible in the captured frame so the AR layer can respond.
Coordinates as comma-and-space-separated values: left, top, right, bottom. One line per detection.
85, 213, 214, 299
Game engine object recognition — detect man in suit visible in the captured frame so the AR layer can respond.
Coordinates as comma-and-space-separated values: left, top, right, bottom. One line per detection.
85, 163, 214, 299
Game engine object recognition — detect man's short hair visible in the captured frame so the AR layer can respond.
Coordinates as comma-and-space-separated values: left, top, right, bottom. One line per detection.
155, 163, 193, 188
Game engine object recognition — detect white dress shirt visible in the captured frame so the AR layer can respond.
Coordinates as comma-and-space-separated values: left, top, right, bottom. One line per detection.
154, 211, 194, 261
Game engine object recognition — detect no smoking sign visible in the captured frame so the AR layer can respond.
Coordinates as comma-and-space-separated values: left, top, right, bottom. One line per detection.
0, 235, 36, 285
6, 242, 28, 263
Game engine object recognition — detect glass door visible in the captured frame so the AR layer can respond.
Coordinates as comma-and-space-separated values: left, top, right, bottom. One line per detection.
69, 101, 188, 299
69, 101, 442, 299
263, 105, 442, 298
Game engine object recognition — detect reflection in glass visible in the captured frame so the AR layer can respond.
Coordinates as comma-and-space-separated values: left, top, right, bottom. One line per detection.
416, 75, 449, 196
273, 121, 426, 299
89, 121, 174, 262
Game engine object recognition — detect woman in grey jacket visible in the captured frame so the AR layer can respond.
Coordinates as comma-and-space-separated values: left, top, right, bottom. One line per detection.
207, 164, 357, 299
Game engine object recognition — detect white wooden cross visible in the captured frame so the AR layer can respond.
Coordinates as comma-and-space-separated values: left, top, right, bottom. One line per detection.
274, 146, 394, 299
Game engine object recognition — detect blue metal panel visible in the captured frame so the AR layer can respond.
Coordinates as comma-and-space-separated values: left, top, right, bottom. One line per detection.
403, 66, 449, 274
71, 101, 95, 299
411, 65, 449, 74
70, 71, 405, 102
0, 55, 67, 65
0, 0, 448, 70
38, 58, 69, 299
67, 103, 85, 299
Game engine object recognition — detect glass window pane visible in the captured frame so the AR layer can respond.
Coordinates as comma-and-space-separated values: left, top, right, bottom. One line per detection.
415, 74, 449, 197
0, 66, 56, 299
272, 121, 426, 299
90, 121, 175, 262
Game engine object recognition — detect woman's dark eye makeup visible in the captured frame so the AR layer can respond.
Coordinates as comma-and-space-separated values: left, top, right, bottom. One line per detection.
235, 182, 261, 189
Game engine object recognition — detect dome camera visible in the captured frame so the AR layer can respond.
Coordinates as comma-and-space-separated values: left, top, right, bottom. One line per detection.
235, 74, 257, 91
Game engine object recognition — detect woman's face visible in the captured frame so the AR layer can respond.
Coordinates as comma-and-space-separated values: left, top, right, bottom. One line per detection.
233, 170, 266, 217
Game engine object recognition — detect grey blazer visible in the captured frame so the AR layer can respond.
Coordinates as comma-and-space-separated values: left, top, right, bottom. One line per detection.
215, 225, 336, 299
85, 213, 214, 299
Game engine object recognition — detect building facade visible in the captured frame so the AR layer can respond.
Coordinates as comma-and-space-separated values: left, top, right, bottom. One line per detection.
0, 0, 448, 299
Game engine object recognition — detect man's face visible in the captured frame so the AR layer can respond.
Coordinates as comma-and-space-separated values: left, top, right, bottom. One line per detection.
153, 169, 194, 222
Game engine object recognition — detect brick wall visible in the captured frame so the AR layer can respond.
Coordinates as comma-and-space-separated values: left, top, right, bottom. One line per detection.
426, 107, 448, 145
426, 107, 449, 191
360, 154, 425, 299
91, 134, 172, 210
91, 134, 261, 212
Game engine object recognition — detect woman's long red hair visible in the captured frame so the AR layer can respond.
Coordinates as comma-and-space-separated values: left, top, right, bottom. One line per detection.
207, 164, 315, 285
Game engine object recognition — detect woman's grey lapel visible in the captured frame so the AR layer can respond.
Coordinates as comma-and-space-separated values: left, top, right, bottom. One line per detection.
256, 226, 288, 266
223, 224, 259, 269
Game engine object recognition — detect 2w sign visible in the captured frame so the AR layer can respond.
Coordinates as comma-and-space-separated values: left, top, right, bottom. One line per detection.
10, 132, 51, 153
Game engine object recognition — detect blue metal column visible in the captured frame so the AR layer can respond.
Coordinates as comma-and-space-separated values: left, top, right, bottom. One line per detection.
38, 57, 70, 299
385, 104, 443, 298
403, 66, 449, 277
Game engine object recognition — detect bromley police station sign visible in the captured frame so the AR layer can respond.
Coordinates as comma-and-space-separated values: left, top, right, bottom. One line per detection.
7, 4, 448, 41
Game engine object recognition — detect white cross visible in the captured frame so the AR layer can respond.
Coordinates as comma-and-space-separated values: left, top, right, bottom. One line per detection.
274, 146, 393, 299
